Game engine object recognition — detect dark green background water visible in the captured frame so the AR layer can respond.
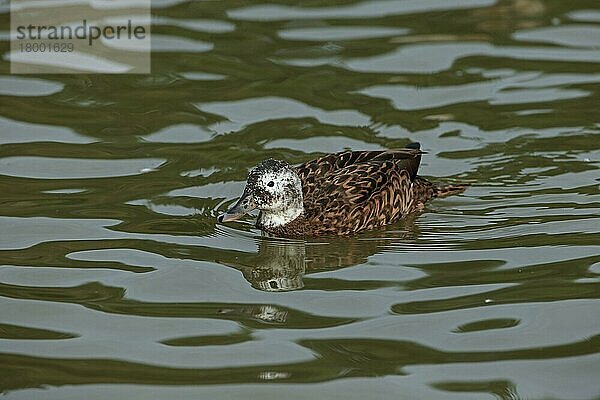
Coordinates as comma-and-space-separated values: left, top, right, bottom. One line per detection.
1, 0, 599, 399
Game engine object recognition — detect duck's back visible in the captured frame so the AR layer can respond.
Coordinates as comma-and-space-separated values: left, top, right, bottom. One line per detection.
271, 145, 429, 237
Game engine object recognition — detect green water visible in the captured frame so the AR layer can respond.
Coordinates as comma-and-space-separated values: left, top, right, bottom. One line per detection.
1, 1, 599, 399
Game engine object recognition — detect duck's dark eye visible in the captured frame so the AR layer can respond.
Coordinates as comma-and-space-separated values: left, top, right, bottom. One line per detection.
267, 181, 274, 187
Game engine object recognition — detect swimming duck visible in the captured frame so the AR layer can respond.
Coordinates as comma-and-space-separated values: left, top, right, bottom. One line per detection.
218, 143, 467, 237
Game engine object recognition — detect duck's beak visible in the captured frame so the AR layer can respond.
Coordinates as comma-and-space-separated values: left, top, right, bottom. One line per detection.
218, 191, 257, 223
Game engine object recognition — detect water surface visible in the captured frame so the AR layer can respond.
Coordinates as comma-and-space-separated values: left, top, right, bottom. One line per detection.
1, 0, 599, 399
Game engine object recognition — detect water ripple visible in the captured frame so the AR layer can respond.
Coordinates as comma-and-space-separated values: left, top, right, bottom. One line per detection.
1, 1, 599, 399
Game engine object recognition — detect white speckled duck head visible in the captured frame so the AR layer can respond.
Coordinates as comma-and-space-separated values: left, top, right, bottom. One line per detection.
218, 159, 303, 228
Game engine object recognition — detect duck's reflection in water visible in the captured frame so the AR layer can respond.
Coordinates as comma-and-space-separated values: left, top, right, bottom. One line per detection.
220, 219, 417, 292
224, 238, 306, 292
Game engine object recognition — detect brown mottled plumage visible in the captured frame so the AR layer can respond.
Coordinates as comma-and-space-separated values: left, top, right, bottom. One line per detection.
218, 143, 467, 237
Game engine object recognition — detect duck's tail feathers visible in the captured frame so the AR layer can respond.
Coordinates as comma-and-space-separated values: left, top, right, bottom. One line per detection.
405, 141, 427, 154
433, 183, 470, 198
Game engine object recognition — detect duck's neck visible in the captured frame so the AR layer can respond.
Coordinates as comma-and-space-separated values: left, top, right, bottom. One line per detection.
259, 200, 303, 229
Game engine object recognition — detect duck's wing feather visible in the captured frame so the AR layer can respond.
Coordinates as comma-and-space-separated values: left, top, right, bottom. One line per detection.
296, 147, 422, 199
301, 149, 422, 235
296, 150, 383, 198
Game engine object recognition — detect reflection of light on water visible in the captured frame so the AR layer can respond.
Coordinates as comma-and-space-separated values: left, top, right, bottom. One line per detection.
197, 97, 371, 134
151, 34, 213, 53
180, 72, 226, 81
259, 371, 290, 380
359, 71, 595, 111
228, 0, 497, 21
0, 76, 63, 96
0, 156, 166, 179
10, 0, 150, 12
346, 42, 600, 74
126, 199, 197, 217
42, 188, 86, 194
265, 137, 383, 154
143, 124, 214, 144
278, 26, 408, 41
100, 37, 150, 52
6, 50, 132, 73
152, 16, 235, 33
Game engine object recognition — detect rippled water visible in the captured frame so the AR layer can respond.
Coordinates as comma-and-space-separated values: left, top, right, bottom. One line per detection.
1, 1, 599, 399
